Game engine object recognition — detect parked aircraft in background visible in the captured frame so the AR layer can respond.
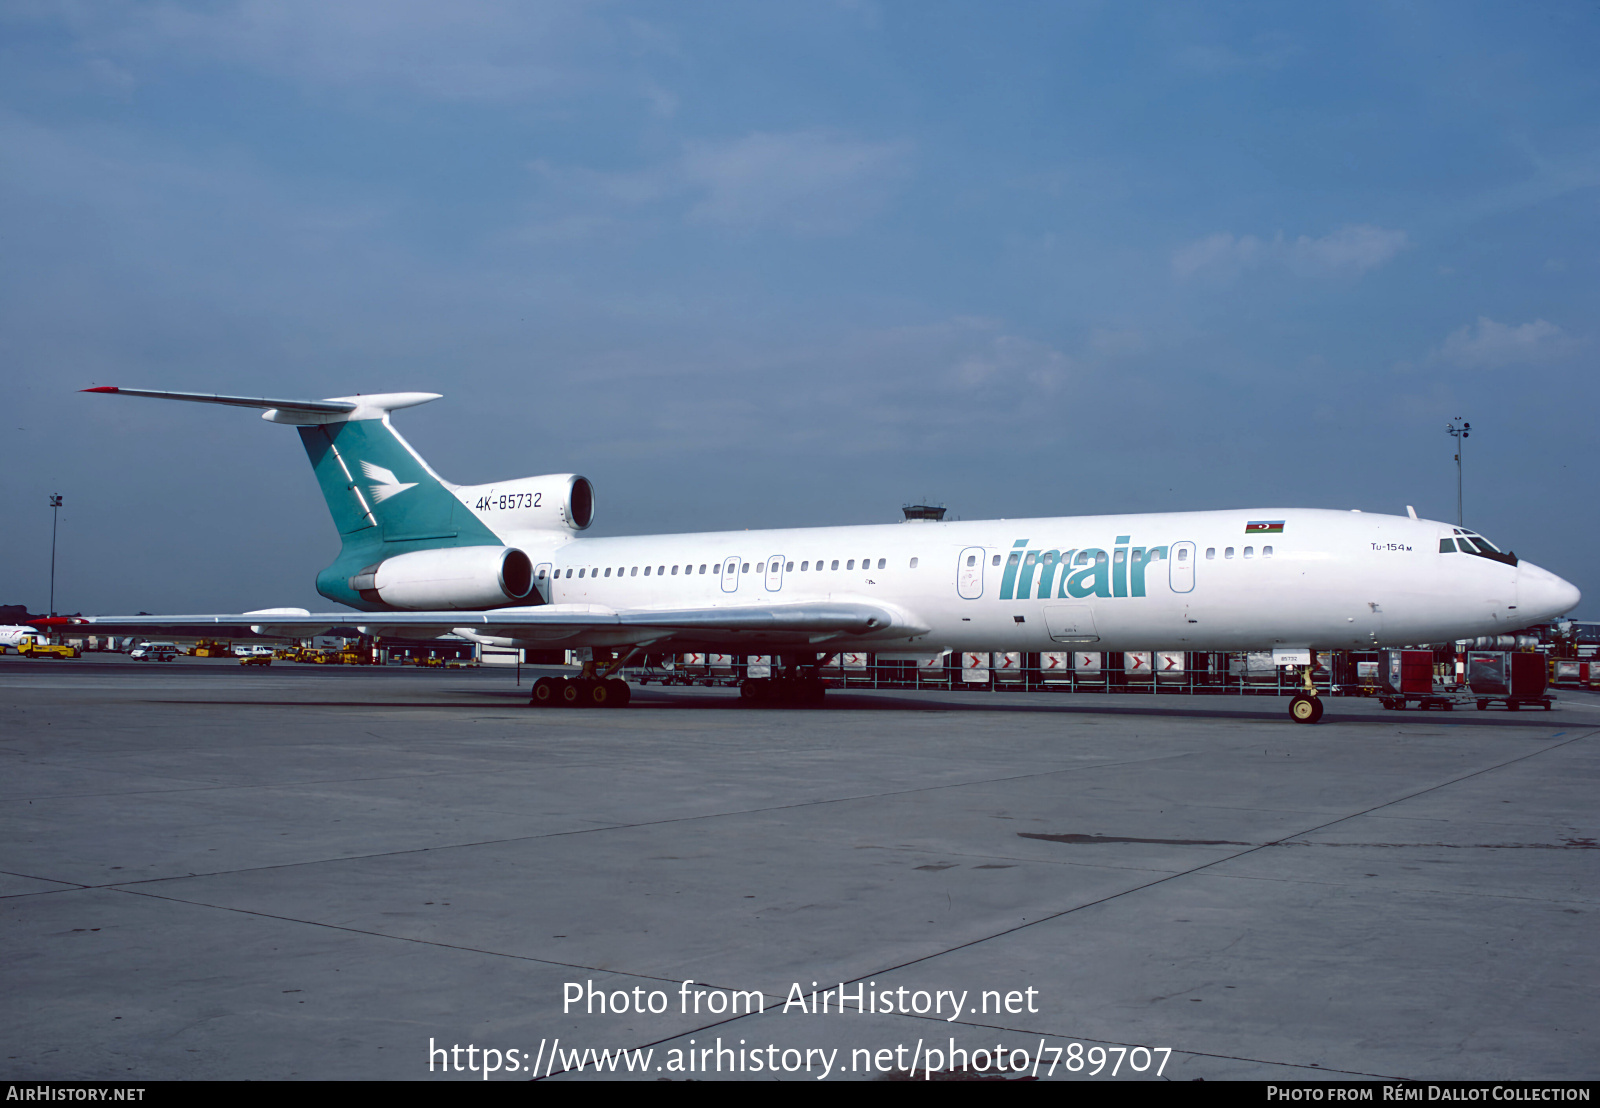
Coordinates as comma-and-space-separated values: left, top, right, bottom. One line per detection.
39, 387, 1580, 722
1, 626, 39, 649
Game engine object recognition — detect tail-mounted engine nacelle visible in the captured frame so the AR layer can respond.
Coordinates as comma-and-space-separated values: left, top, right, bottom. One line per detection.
349, 546, 536, 610
456, 473, 595, 533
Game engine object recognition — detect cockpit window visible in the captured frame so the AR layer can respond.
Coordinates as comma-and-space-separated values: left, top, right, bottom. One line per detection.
1451, 530, 1516, 566
1439, 538, 1457, 553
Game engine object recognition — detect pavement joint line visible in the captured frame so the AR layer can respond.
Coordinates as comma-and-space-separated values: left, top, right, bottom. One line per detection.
75, 726, 1597, 1004
21, 751, 1208, 892
0, 868, 90, 889
16, 724, 1591, 893
106, 872, 1420, 1086
87, 883, 803, 1000
0, 746, 1196, 806
784, 726, 1600, 998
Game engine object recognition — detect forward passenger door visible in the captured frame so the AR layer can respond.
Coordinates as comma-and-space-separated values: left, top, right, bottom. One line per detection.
957, 547, 986, 599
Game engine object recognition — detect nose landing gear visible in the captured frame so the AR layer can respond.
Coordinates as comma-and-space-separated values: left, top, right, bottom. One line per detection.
1289, 694, 1324, 723
1288, 663, 1324, 724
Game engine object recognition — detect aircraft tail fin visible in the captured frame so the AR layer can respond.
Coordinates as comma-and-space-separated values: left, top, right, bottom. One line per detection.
84, 387, 503, 603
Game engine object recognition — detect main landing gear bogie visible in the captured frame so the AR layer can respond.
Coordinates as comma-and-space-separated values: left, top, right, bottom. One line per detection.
529, 676, 632, 708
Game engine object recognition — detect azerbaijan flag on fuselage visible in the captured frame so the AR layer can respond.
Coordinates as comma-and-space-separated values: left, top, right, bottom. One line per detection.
1245, 521, 1285, 534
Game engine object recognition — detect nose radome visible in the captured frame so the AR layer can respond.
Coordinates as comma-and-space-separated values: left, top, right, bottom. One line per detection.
1518, 562, 1582, 621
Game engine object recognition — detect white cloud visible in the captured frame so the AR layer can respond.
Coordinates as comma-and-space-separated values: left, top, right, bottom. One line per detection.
681, 130, 913, 234
523, 130, 914, 238
1430, 317, 1578, 370
839, 317, 1073, 402
1172, 224, 1408, 282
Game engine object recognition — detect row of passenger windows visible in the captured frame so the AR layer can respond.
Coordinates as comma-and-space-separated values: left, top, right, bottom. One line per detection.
980, 546, 1276, 569
545, 545, 1288, 582
1172, 546, 1275, 561
545, 557, 912, 580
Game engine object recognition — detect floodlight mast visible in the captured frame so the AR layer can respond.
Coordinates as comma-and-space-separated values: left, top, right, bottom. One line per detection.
48, 494, 63, 621
1445, 419, 1470, 525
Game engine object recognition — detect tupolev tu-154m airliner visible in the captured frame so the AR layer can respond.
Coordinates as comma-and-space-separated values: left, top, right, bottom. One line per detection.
41, 387, 1580, 722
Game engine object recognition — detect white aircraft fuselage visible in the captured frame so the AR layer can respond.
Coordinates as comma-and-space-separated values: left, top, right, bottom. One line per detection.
473, 509, 1574, 654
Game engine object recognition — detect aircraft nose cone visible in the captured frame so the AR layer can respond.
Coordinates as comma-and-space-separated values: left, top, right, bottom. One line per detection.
1518, 562, 1581, 621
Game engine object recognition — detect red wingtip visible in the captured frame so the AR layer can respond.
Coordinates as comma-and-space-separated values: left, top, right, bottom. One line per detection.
81, 386, 120, 393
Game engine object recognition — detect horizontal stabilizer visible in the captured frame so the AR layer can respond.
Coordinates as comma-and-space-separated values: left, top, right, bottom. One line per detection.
83, 387, 441, 425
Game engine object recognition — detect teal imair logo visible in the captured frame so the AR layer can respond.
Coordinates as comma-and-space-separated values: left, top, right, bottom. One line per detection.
999, 537, 1171, 600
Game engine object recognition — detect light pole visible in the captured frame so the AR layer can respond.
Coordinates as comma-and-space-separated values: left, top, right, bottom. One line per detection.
1445, 419, 1469, 525
48, 494, 64, 621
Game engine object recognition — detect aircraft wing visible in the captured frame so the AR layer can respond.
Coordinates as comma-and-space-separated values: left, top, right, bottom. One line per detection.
35, 601, 923, 646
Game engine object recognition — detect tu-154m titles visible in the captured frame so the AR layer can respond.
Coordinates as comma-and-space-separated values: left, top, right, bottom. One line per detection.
44, 388, 1580, 722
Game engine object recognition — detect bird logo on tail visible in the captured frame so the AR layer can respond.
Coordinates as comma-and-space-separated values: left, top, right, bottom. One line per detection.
361, 461, 418, 503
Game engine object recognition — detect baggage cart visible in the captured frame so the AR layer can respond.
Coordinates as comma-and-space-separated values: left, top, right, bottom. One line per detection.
1377, 649, 1457, 710
1467, 651, 1554, 711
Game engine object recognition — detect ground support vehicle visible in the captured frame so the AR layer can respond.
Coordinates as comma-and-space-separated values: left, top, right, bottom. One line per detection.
16, 640, 79, 659
239, 654, 272, 667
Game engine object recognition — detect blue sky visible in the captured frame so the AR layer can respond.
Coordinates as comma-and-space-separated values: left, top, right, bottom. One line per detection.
2, 1, 1596, 617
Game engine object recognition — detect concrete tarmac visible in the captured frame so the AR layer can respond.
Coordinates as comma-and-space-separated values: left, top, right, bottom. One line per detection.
2, 655, 1595, 1081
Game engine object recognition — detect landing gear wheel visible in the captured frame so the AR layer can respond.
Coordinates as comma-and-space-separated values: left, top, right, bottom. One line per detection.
1477, 699, 1488, 711
604, 678, 631, 707
559, 678, 583, 707
1289, 694, 1322, 724
1507, 700, 1520, 711
530, 677, 558, 707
